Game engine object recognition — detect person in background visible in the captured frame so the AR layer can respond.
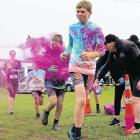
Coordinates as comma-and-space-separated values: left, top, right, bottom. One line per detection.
129, 35, 140, 50
3, 50, 22, 114
95, 50, 125, 126
104, 34, 140, 134
26, 64, 45, 119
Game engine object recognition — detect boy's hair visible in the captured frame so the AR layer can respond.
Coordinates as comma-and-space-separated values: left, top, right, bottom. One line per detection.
105, 34, 119, 44
76, 0, 92, 12
9, 50, 16, 55
52, 34, 63, 44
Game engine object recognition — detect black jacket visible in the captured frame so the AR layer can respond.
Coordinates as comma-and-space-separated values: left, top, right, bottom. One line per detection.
95, 50, 109, 79
98, 39, 140, 80
96, 50, 125, 83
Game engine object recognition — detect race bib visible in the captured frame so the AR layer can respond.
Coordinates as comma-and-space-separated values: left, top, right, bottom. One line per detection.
9, 74, 18, 79
28, 78, 45, 91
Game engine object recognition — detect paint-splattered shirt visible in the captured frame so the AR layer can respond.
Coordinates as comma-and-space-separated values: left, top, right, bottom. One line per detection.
66, 22, 105, 75
28, 69, 46, 80
3, 60, 22, 83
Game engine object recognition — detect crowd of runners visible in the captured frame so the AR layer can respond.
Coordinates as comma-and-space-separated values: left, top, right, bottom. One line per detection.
0, 1, 140, 140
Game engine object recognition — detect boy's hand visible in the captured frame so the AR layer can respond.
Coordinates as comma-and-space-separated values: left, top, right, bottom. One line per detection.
118, 77, 125, 85
93, 79, 99, 87
80, 52, 91, 61
48, 65, 58, 73
10, 69, 17, 73
80, 52, 99, 61
60, 53, 67, 61
136, 80, 140, 90
62, 68, 68, 73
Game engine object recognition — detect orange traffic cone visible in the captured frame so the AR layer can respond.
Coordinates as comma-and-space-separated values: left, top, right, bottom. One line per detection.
84, 94, 94, 116
123, 74, 134, 134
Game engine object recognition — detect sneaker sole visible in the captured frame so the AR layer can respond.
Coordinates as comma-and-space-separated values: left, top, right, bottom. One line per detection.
52, 127, 60, 131
52, 129, 60, 131
109, 123, 120, 126
42, 120, 48, 125
67, 131, 70, 138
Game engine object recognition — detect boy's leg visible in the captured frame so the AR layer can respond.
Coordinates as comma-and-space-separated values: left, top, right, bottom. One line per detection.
54, 91, 64, 121
94, 94, 101, 113
7, 84, 15, 114
46, 96, 57, 112
32, 92, 40, 119
68, 73, 86, 139
13, 82, 18, 97
38, 96, 43, 105
84, 75, 96, 113
74, 84, 86, 126
9, 97, 14, 114
38, 92, 44, 105
110, 84, 125, 126
53, 90, 65, 131
42, 88, 57, 126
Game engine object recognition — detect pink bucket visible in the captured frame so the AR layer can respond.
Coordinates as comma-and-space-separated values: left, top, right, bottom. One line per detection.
104, 104, 114, 115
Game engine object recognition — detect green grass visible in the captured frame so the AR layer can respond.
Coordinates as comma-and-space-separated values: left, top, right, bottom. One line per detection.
0, 87, 140, 140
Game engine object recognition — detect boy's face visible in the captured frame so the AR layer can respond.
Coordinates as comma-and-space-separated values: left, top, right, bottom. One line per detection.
76, 7, 91, 24
32, 64, 38, 71
52, 41, 62, 48
106, 42, 116, 52
10, 51, 16, 60
52, 37, 62, 48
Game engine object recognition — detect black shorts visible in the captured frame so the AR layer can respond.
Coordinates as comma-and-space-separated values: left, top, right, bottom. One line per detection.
46, 88, 65, 99
45, 80, 65, 99
32, 91, 43, 98
131, 77, 140, 97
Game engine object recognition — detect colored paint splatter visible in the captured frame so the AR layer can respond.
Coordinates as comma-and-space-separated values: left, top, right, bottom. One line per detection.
21, 36, 69, 81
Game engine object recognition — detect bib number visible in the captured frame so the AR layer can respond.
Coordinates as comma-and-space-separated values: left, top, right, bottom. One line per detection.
9, 74, 18, 79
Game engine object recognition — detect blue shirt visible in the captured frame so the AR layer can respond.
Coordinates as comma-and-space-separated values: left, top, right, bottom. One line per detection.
28, 69, 45, 80
66, 22, 105, 75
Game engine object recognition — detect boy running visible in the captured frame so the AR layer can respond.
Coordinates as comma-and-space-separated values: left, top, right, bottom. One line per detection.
3, 50, 22, 114
42, 34, 69, 131
26, 64, 45, 119
61, 1, 105, 139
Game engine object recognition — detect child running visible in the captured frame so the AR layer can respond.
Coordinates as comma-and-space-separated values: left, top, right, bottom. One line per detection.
22, 34, 69, 131
41, 34, 69, 131
26, 64, 45, 119
2, 50, 22, 114
61, 0, 105, 139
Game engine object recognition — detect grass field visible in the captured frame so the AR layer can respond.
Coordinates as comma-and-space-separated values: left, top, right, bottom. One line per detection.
0, 87, 140, 140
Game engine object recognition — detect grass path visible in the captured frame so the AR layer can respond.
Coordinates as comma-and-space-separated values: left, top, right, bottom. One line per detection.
0, 87, 140, 140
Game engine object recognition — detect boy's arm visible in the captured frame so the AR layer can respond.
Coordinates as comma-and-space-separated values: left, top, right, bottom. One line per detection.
42, 71, 46, 80
97, 64, 109, 81
61, 27, 73, 60
65, 33, 73, 55
81, 27, 105, 61
92, 26, 106, 58
93, 64, 109, 87
16, 61, 23, 72
95, 51, 109, 79
96, 52, 111, 81
2, 61, 7, 71
25, 71, 33, 86
26, 76, 31, 84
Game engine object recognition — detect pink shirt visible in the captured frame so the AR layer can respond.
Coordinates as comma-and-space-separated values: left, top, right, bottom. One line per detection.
3, 60, 22, 83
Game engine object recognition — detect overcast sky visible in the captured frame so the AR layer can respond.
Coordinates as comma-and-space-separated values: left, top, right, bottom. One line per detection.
0, 0, 140, 59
